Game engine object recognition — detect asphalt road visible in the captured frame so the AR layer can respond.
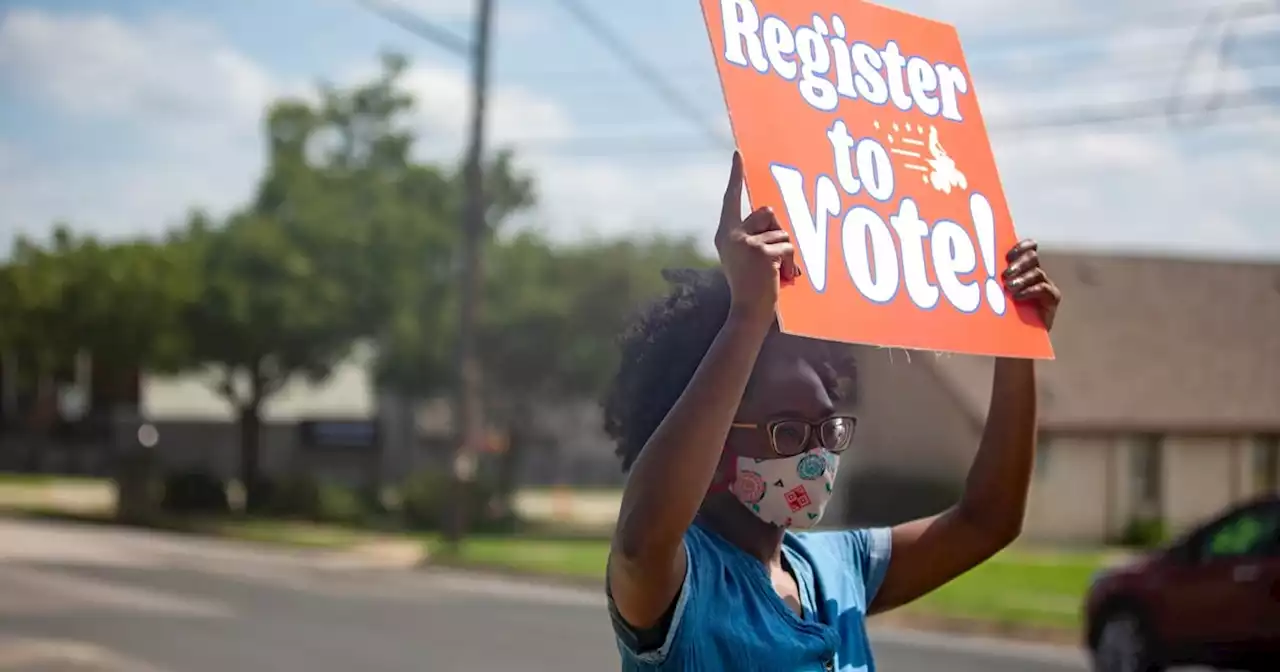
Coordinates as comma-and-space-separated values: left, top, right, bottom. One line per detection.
0, 519, 1089, 672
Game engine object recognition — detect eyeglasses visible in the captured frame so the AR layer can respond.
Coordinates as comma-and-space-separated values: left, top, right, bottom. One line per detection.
730, 416, 857, 457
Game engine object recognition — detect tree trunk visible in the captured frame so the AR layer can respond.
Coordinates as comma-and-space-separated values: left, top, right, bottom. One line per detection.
114, 439, 157, 525
24, 368, 56, 472
494, 401, 531, 520
239, 404, 265, 512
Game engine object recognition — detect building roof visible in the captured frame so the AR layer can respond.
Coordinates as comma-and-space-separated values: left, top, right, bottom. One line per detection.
923, 251, 1280, 433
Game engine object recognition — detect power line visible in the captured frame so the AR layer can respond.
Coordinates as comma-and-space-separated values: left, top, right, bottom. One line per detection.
505, 84, 1279, 157
1168, 0, 1280, 127
551, 0, 731, 147
352, 0, 471, 57
502, 1, 1249, 81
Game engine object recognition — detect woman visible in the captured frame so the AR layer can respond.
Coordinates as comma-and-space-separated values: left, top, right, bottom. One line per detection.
602, 152, 1062, 671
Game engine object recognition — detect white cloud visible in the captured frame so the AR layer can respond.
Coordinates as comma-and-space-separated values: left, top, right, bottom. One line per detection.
0, 2, 1277, 261
398, 65, 574, 146
395, 0, 474, 19
0, 9, 279, 244
368, 0, 548, 38
0, 9, 274, 139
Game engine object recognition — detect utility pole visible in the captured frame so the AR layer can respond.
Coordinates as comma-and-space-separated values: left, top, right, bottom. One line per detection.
446, 0, 495, 549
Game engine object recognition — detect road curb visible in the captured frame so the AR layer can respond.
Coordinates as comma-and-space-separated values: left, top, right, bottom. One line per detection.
417, 561, 1083, 651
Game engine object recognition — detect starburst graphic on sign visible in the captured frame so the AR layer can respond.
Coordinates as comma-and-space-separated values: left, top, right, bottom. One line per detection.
872, 120, 968, 194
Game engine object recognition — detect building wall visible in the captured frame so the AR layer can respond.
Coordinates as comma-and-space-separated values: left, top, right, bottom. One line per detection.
1162, 435, 1247, 533
827, 348, 983, 527
1027, 433, 1260, 544
134, 346, 381, 487
845, 348, 983, 477
140, 345, 376, 423
1024, 435, 1116, 543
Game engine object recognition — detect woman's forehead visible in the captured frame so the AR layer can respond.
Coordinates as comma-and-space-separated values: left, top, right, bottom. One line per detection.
745, 339, 830, 405
758, 331, 825, 367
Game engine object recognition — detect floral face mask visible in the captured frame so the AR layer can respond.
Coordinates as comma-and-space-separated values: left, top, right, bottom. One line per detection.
727, 447, 841, 529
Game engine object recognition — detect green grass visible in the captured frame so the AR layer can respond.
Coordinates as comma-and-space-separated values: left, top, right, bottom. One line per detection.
907, 548, 1107, 630
205, 518, 365, 549
427, 534, 610, 579
0, 476, 1106, 634
424, 536, 1107, 632
0, 473, 104, 486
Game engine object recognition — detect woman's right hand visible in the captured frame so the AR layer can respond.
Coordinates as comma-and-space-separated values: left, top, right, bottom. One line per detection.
714, 151, 799, 322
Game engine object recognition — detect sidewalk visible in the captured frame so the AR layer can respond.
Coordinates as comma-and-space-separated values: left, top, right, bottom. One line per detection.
0, 517, 425, 573
0, 636, 171, 672
0, 478, 113, 514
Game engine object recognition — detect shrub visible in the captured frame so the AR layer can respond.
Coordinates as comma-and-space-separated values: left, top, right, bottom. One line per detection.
252, 474, 371, 525
1119, 517, 1167, 549
314, 482, 368, 525
160, 471, 230, 515
400, 469, 517, 533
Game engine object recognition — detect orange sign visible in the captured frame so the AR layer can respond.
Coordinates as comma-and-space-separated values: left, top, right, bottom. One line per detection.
700, 0, 1054, 359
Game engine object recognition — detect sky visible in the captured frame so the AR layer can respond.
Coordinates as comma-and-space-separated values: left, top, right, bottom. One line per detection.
0, 0, 1278, 259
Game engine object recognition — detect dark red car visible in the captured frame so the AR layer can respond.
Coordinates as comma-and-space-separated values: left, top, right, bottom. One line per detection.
1084, 495, 1280, 672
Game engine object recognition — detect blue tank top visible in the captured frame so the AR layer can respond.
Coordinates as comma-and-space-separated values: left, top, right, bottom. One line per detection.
610, 522, 892, 671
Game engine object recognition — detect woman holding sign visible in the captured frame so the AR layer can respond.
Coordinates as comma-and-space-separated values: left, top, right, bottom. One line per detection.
603, 152, 1061, 671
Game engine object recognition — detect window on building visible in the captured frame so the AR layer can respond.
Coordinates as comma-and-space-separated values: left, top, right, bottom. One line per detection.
1253, 435, 1280, 493
1130, 434, 1164, 517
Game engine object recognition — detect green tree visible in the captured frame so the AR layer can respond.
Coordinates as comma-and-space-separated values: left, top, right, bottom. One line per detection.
178, 52, 534, 506
479, 232, 712, 502
0, 229, 81, 432
64, 232, 200, 393
179, 210, 369, 504
0, 227, 196, 417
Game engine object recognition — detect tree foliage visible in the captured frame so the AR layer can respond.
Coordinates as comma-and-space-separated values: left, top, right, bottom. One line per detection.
0, 50, 713, 505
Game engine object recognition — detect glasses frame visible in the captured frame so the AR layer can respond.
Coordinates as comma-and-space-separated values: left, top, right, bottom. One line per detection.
730, 415, 858, 457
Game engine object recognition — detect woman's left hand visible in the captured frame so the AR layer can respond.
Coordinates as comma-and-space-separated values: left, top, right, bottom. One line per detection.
1002, 239, 1061, 331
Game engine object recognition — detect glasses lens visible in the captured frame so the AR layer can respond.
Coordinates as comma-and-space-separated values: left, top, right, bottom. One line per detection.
821, 417, 856, 452
771, 421, 810, 456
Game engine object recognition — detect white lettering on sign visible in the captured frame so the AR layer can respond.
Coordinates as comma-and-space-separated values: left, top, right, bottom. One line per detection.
770, 164, 1007, 317
719, 0, 969, 121
771, 164, 841, 293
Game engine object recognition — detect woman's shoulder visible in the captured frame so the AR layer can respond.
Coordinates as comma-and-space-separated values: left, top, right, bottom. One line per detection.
787, 527, 894, 605
789, 527, 892, 562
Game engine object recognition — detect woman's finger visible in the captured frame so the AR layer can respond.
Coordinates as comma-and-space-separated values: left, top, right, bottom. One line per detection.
759, 241, 795, 260
1003, 249, 1040, 278
1012, 282, 1059, 302
719, 150, 745, 235
748, 229, 791, 246
1005, 267, 1046, 291
1006, 238, 1038, 262
742, 206, 779, 235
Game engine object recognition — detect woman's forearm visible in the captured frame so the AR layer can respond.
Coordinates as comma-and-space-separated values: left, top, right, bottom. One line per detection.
956, 357, 1038, 546
614, 309, 773, 563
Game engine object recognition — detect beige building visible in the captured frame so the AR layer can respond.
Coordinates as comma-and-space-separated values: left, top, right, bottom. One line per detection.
833, 251, 1280, 544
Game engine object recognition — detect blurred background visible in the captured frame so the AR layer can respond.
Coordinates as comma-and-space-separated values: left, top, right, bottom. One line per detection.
0, 0, 1277, 671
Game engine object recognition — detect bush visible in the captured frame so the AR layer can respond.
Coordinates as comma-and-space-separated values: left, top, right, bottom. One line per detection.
1119, 517, 1167, 548
160, 471, 230, 515
400, 470, 517, 533
314, 483, 369, 525
252, 474, 370, 525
